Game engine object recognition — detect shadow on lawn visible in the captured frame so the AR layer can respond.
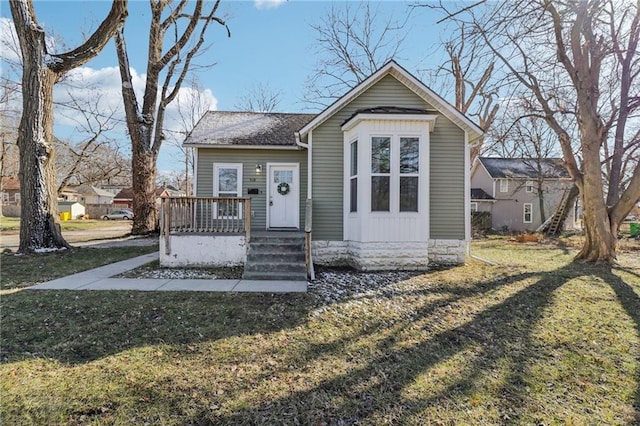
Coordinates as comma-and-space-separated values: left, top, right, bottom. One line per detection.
2, 261, 638, 424
207, 261, 639, 425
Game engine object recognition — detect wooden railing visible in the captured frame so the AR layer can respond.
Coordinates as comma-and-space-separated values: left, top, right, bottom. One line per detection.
161, 196, 252, 240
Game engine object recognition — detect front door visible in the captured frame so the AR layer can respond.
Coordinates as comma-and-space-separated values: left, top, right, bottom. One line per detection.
268, 163, 299, 229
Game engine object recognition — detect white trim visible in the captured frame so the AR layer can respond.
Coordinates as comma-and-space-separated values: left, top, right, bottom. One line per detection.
308, 130, 313, 199
470, 202, 478, 212
213, 163, 244, 219
342, 113, 438, 132
299, 60, 483, 142
266, 162, 300, 229
523, 203, 533, 223
499, 179, 509, 193
525, 180, 533, 192
464, 132, 471, 242
193, 148, 199, 196
183, 144, 302, 150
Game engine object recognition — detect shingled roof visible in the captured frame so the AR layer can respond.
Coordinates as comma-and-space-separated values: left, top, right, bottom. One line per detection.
471, 188, 494, 200
183, 111, 316, 147
478, 157, 569, 179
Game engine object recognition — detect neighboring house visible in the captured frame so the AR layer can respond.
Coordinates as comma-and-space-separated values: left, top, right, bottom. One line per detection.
470, 157, 576, 232
161, 61, 483, 271
113, 188, 134, 209
1, 176, 20, 204
75, 185, 115, 205
58, 187, 81, 202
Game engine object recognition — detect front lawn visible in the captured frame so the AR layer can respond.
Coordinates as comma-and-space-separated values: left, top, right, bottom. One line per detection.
0, 245, 158, 291
1, 238, 638, 424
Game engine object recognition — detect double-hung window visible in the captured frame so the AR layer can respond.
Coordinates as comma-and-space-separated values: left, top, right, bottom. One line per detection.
399, 137, 419, 212
499, 179, 508, 193
371, 136, 391, 212
213, 164, 243, 218
523, 203, 533, 223
350, 140, 358, 212
370, 135, 420, 213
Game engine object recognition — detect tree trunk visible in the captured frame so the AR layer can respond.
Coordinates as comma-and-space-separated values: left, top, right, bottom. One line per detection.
17, 42, 69, 252
131, 149, 158, 234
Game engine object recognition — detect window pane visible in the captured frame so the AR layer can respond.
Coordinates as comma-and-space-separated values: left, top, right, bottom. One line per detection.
350, 178, 357, 212
400, 137, 419, 173
350, 141, 358, 177
371, 137, 390, 173
400, 177, 418, 212
274, 170, 293, 184
218, 168, 237, 192
371, 176, 390, 211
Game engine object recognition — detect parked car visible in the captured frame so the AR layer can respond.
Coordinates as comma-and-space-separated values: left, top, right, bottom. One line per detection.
102, 210, 134, 220
624, 214, 637, 222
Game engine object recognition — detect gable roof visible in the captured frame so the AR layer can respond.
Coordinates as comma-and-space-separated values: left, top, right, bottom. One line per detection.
1, 176, 19, 191
478, 157, 570, 179
75, 185, 114, 198
298, 60, 483, 142
183, 111, 315, 147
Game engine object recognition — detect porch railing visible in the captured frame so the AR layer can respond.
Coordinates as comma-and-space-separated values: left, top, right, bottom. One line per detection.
161, 197, 252, 252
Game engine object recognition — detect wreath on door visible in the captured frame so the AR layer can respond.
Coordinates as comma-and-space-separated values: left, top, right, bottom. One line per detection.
277, 182, 290, 195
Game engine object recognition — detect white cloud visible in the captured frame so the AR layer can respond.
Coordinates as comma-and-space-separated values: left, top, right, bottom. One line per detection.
254, 0, 286, 10
0, 17, 22, 64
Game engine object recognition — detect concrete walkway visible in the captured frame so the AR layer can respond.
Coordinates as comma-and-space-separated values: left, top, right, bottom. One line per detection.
28, 252, 307, 293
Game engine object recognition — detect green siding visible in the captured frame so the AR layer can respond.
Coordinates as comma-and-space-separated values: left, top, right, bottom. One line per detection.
196, 148, 307, 230
430, 122, 466, 239
312, 73, 467, 240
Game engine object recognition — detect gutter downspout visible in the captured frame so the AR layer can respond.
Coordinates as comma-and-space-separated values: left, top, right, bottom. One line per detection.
466, 135, 492, 264
295, 131, 315, 280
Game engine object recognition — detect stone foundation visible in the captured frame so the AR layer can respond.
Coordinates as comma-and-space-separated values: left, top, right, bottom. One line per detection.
312, 239, 467, 270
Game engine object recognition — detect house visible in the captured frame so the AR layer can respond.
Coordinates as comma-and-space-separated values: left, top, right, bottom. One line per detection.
161, 61, 483, 271
58, 187, 81, 202
115, 185, 185, 209
470, 157, 576, 232
1, 176, 20, 204
75, 185, 115, 205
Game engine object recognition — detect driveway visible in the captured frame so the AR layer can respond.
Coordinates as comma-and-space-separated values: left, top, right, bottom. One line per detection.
0, 222, 156, 250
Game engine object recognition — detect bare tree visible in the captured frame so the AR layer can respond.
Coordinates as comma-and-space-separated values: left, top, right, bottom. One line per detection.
9, 0, 127, 252
460, 0, 640, 262
303, 1, 409, 109
114, 0, 229, 234
166, 76, 214, 196
53, 90, 129, 193
234, 82, 282, 113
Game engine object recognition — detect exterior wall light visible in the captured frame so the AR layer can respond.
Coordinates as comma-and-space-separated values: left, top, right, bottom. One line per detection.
255, 164, 263, 174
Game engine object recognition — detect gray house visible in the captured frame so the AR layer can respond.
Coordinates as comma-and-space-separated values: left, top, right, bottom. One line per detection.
470, 157, 576, 232
160, 61, 483, 272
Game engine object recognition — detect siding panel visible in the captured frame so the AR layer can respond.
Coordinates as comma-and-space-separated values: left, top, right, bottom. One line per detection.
196, 148, 307, 230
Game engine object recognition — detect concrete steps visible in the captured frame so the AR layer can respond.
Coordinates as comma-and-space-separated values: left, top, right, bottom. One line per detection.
242, 232, 307, 281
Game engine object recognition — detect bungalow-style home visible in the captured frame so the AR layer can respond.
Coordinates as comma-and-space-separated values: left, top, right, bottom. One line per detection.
470, 157, 576, 232
160, 61, 483, 274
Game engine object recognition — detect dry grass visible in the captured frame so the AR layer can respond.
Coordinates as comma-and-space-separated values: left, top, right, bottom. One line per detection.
1, 237, 639, 425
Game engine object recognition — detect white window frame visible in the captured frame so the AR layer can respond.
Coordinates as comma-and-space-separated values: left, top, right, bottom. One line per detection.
470, 202, 478, 212
14, 193, 20, 202
499, 179, 508, 193
525, 180, 533, 192
213, 163, 243, 219
523, 203, 533, 223
349, 139, 358, 213
1, 192, 8, 202
371, 135, 392, 212
399, 136, 420, 212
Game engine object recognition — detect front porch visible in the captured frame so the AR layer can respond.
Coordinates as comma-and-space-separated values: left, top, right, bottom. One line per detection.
159, 197, 310, 280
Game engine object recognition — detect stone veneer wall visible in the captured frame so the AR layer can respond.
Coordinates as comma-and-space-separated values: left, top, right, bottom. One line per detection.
312, 239, 467, 270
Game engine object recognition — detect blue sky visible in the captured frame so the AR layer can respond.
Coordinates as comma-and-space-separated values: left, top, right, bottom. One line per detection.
1, 0, 451, 173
